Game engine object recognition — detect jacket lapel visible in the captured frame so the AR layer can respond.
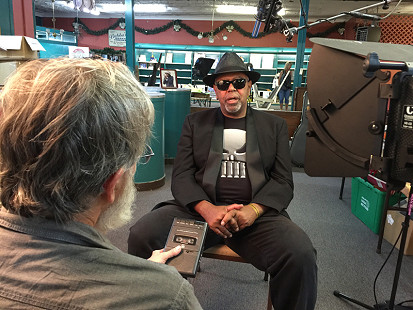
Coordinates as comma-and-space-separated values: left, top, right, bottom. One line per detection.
202, 110, 224, 203
246, 108, 267, 195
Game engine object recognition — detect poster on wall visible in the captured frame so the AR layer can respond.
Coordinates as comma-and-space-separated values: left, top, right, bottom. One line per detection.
108, 30, 126, 47
68, 46, 89, 58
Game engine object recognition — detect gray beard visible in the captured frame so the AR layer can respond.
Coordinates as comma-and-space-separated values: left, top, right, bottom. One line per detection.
224, 101, 242, 115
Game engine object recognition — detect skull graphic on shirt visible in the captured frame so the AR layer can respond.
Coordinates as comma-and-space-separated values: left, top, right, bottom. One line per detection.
221, 129, 246, 178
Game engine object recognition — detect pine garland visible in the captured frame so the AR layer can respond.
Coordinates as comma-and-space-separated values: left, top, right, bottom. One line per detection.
90, 47, 124, 55
75, 18, 343, 39
76, 18, 125, 36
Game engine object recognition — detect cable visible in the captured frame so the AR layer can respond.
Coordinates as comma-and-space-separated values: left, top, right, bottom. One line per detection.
314, 18, 334, 24
397, 299, 413, 307
298, 0, 309, 27
373, 225, 403, 304
381, 0, 403, 19
341, 0, 403, 21
341, 11, 383, 20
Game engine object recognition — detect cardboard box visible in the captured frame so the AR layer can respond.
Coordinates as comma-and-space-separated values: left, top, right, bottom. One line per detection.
384, 210, 413, 255
351, 177, 403, 233
0, 61, 25, 86
0, 36, 45, 60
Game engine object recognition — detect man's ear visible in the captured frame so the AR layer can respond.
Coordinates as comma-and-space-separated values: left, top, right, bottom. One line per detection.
247, 80, 253, 92
101, 168, 125, 203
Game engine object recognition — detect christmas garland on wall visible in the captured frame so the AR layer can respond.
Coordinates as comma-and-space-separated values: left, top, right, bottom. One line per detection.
75, 18, 343, 39
76, 18, 125, 36
90, 47, 124, 55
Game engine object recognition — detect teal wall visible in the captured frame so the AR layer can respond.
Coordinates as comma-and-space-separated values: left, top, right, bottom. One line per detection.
36, 26, 78, 58
38, 41, 76, 58
0, 0, 14, 35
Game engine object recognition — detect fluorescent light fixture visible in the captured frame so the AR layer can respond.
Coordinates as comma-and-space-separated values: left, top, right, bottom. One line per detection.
216, 5, 286, 16
98, 4, 126, 13
97, 3, 167, 13
216, 5, 256, 15
57, 1, 75, 9
134, 4, 167, 13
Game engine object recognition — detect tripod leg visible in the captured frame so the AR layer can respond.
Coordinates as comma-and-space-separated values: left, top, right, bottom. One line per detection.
339, 177, 345, 200
376, 187, 393, 254
334, 290, 375, 310
388, 198, 412, 310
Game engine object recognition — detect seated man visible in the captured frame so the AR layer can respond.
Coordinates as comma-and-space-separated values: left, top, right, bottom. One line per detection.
0, 58, 201, 309
128, 52, 318, 310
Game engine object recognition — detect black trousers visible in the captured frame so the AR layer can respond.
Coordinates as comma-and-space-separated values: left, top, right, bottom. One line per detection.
128, 203, 318, 310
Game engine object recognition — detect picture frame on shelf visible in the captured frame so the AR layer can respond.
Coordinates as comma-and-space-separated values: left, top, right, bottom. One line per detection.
160, 68, 178, 89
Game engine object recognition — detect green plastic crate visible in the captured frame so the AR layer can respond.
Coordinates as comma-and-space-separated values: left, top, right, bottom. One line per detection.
351, 177, 403, 234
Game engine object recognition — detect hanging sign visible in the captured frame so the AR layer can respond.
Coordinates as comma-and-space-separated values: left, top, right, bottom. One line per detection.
108, 30, 126, 47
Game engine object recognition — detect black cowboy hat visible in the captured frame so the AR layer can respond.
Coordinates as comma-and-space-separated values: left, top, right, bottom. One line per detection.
203, 52, 261, 87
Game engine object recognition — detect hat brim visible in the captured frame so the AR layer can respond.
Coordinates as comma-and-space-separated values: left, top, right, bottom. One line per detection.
203, 70, 261, 88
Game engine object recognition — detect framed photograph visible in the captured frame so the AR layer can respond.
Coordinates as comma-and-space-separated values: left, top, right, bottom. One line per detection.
160, 69, 178, 89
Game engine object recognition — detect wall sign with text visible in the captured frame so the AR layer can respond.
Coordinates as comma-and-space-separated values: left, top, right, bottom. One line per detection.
108, 30, 126, 47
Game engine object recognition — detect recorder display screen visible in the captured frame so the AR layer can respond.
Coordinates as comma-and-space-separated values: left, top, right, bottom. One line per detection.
173, 235, 197, 245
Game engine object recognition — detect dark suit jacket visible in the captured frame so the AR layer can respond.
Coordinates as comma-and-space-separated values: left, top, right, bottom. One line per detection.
170, 107, 294, 213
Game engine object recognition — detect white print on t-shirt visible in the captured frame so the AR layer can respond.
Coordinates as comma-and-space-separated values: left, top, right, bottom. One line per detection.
221, 129, 246, 179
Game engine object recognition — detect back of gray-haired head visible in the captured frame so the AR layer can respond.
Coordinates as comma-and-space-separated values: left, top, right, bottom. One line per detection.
0, 58, 154, 222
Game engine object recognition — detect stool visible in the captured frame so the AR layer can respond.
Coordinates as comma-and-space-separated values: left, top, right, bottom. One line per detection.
202, 244, 273, 310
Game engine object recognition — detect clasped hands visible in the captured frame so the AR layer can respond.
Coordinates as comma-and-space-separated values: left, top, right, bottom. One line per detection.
147, 201, 262, 264
194, 201, 258, 239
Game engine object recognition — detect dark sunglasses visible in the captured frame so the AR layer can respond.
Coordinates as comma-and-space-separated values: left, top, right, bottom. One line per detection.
138, 144, 154, 165
215, 78, 248, 91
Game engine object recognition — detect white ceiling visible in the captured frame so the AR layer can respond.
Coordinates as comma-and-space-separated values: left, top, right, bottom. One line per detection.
33, 0, 413, 22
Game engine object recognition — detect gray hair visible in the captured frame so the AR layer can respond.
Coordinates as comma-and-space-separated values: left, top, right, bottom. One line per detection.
0, 58, 154, 222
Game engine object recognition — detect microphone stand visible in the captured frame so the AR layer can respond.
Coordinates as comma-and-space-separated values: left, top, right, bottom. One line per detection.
283, 0, 391, 38
333, 51, 413, 310
334, 185, 413, 310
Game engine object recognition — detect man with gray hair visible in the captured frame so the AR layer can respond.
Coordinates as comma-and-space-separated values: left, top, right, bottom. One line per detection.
0, 58, 202, 309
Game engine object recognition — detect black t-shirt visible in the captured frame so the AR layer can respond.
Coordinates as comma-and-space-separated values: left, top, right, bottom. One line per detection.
215, 116, 252, 204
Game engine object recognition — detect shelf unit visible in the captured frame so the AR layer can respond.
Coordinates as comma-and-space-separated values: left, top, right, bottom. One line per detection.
134, 43, 311, 91
136, 48, 193, 86
35, 26, 78, 59
36, 26, 77, 44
